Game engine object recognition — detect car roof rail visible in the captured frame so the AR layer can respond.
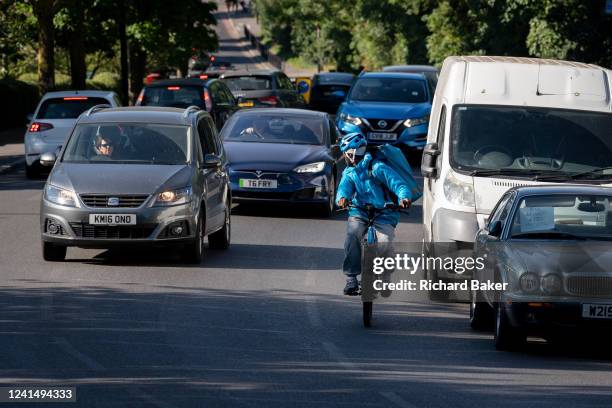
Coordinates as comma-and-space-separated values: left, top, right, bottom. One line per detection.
85, 104, 112, 116
183, 105, 201, 118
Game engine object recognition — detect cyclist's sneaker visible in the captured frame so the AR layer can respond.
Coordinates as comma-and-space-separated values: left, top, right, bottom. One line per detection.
343, 277, 360, 296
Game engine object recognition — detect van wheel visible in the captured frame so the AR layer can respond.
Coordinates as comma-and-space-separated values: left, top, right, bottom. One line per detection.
469, 290, 494, 330
43, 242, 66, 261
26, 163, 39, 179
182, 213, 205, 263
209, 207, 231, 250
494, 302, 525, 351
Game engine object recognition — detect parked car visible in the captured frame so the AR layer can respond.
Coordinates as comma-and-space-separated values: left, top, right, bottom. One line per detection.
335, 72, 432, 154
382, 65, 439, 99
420, 56, 612, 294
221, 108, 342, 216
39, 105, 231, 263
135, 78, 238, 131
471, 185, 612, 350
24, 90, 121, 179
308, 72, 355, 114
220, 69, 306, 109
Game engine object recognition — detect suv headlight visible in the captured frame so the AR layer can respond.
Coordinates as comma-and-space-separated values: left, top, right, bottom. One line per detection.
404, 115, 429, 128
294, 162, 325, 173
154, 187, 192, 206
45, 184, 77, 207
338, 113, 362, 126
443, 171, 475, 207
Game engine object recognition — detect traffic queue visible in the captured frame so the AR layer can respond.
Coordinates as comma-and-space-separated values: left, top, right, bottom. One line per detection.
25, 55, 612, 351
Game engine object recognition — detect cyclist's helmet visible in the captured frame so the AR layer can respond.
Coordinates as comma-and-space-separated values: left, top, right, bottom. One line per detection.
340, 132, 367, 165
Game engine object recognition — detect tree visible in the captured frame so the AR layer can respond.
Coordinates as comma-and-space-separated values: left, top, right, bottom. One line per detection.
27, 0, 60, 94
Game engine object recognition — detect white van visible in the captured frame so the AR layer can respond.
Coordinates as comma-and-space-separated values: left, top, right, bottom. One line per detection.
421, 56, 612, 281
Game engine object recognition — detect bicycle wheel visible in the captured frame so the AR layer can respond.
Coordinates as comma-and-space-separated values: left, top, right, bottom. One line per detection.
363, 301, 373, 327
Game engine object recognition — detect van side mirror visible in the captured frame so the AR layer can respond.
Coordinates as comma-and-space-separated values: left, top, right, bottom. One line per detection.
488, 220, 503, 238
421, 142, 440, 178
40, 152, 57, 167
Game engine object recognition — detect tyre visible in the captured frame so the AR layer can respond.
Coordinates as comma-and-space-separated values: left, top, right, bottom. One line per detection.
26, 162, 39, 179
469, 290, 494, 330
208, 206, 231, 250
494, 302, 525, 351
182, 213, 205, 263
42, 242, 66, 261
363, 301, 373, 327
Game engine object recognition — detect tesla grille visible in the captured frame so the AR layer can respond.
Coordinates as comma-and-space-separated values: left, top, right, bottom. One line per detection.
69, 222, 156, 239
566, 276, 612, 298
234, 191, 294, 200
80, 194, 149, 208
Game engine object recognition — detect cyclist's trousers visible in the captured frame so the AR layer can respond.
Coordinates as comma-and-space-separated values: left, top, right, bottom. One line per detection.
343, 216, 395, 277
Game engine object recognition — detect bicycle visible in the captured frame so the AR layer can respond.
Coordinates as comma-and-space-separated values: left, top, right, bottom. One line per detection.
338, 203, 408, 327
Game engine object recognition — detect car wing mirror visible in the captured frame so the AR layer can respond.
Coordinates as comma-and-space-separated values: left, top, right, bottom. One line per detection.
203, 153, 221, 168
40, 152, 57, 167
421, 142, 440, 178
488, 220, 503, 238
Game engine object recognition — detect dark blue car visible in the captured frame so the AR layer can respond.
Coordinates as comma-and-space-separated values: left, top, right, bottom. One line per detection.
335, 72, 431, 154
221, 109, 342, 217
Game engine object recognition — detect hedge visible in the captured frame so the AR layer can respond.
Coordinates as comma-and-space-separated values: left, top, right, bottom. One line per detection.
0, 78, 39, 130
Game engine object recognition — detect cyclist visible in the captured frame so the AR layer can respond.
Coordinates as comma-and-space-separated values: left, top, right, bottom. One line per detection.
336, 132, 412, 295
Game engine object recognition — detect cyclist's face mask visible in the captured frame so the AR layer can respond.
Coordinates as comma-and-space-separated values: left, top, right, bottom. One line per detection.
344, 146, 366, 166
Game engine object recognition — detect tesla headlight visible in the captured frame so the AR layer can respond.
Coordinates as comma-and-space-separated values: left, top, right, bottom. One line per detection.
155, 187, 192, 206
443, 171, 475, 207
338, 113, 362, 126
403, 115, 429, 128
541, 274, 562, 295
519, 272, 540, 293
45, 184, 77, 207
294, 162, 325, 173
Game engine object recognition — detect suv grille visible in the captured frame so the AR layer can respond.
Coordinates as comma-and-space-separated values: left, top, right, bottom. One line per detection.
567, 276, 612, 298
80, 194, 149, 208
69, 222, 156, 239
365, 118, 402, 131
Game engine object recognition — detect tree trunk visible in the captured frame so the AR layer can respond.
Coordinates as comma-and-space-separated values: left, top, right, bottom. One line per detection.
33, 0, 56, 94
117, 0, 129, 105
68, 1, 86, 89
128, 47, 146, 104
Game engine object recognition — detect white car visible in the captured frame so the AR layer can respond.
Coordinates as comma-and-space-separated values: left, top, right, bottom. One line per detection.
24, 90, 121, 178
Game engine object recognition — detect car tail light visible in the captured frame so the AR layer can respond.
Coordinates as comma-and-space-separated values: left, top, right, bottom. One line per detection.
167, 86, 180, 90
199, 74, 209, 80
29, 122, 54, 132
210, 56, 216, 62
145, 73, 160, 85
63, 96, 88, 100
258, 96, 278, 106
136, 89, 145, 105
203, 89, 213, 112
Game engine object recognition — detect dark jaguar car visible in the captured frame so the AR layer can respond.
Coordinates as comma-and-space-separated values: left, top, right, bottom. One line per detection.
221, 108, 342, 216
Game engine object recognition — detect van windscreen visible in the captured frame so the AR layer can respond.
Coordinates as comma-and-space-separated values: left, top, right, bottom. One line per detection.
450, 105, 612, 178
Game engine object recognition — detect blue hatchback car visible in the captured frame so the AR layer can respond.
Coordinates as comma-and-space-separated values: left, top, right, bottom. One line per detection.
335, 72, 431, 153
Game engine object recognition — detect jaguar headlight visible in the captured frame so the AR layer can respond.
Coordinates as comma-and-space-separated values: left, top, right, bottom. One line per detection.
443, 171, 475, 207
403, 115, 429, 128
339, 113, 362, 126
155, 187, 192, 206
45, 184, 77, 207
519, 273, 540, 293
294, 162, 325, 173
541, 274, 562, 295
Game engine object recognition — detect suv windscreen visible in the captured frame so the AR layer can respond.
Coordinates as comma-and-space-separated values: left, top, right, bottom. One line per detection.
349, 77, 427, 103
450, 105, 612, 176
142, 86, 204, 109
62, 123, 191, 164
37, 97, 110, 119
223, 76, 272, 91
223, 114, 324, 145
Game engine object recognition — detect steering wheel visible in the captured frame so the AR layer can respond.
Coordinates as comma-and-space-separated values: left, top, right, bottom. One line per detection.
517, 155, 565, 170
473, 145, 513, 165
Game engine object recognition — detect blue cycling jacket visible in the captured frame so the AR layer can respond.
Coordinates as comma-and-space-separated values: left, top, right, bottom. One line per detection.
336, 153, 412, 226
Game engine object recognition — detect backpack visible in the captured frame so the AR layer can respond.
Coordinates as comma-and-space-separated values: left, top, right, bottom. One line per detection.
367, 144, 423, 203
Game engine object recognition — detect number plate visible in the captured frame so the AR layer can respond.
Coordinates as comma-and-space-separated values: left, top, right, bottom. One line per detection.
239, 179, 278, 189
582, 304, 612, 319
238, 100, 254, 107
89, 214, 136, 225
368, 132, 397, 141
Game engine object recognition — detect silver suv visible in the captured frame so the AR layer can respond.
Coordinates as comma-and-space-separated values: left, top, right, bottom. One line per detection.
39, 106, 231, 263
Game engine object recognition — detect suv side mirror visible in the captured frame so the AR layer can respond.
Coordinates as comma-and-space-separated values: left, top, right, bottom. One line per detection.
203, 153, 221, 168
421, 142, 440, 178
488, 220, 503, 238
40, 152, 57, 167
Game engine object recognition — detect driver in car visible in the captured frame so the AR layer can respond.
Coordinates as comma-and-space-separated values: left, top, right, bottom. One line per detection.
92, 126, 122, 159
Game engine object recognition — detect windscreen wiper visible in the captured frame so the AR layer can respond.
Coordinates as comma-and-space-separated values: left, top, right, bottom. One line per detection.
469, 168, 569, 181
569, 166, 612, 180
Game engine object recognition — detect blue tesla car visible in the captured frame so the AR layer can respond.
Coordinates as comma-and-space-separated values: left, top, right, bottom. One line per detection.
221, 108, 342, 217
335, 72, 431, 154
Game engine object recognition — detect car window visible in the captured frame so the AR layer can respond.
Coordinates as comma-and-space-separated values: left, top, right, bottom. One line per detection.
278, 74, 294, 90
223, 113, 324, 145
223, 76, 272, 91
349, 77, 427, 103
488, 192, 514, 228
198, 116, 218, 155
220, 84, 236, 106
209, 82, 226, 106
142, 86, 204, 109
37, 97, 111, 119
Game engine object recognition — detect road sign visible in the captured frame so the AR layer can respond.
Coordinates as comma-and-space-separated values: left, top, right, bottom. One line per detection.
294, 77, 312, 104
